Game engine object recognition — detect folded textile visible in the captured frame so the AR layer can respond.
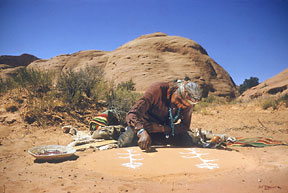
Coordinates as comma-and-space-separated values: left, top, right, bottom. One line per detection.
89, 110, 120, 132
226, 137, 286, 147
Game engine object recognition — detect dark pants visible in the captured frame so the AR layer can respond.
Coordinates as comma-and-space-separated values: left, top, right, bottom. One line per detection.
117, 127, 195, 148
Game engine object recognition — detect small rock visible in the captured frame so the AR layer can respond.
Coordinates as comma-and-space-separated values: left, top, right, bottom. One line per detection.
62, 126, 71, 133
0, 116, 7, 122
5, 104, 18, 112
24, 112, 36, 124
53, 115, 63, 123
6, 118, 16, 125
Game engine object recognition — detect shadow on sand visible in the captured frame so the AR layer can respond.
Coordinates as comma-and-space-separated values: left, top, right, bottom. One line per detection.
140, 144, 238, 153
34, 154, 79, 164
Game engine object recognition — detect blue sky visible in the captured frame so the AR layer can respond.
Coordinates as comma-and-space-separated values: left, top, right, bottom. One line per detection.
0, 0, 287, 85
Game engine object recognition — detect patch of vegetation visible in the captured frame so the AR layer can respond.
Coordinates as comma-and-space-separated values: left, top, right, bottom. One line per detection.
13, 68, 54, 96
280, 94, 288, 107
193, 95, 227, 113
261, 94, 288, 110
106, 80, 141, 125
0, 77, 7, 93
117, 79, 136, 91
24, 90, 62, 126
2, 66, 142, 126
239, 77, 259, 94
0, 77, 17, 93
57, 66, 104, 108
261, 98, 278, 110
261, 83, 268, 89
56, 67, 141, 125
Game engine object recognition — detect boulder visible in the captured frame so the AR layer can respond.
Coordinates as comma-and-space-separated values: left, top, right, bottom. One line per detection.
27, 32, 238, 98
240, 68, 288, 100
0, 54, 39, 80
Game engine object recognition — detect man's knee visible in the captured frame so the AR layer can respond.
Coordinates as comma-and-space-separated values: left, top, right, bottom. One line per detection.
170, 131, 195, 147
117, 127, 138, 147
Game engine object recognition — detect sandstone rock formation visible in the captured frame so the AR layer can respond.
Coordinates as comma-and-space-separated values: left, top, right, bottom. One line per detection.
28, 32, 238, 97
0, 54, 39, 79
28, 50, 108, 80
240, 68, 288, 100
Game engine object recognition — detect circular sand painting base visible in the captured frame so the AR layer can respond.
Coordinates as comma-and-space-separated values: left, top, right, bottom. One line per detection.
77, 146, 256, 178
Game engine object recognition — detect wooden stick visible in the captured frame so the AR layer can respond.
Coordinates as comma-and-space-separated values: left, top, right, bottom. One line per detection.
258, 119, 268, 130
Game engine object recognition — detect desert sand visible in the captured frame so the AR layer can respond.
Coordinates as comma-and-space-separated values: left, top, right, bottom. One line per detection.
1, 99, 287, 193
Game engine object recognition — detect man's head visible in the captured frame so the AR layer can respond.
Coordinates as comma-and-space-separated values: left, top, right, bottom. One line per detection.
177, 80, 201, 105
171, 80, 202, 108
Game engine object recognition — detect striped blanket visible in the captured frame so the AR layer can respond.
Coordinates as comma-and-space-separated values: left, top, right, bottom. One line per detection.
89, 110, 120, 132
226, 137, 286, 147
89, 112, 109, 132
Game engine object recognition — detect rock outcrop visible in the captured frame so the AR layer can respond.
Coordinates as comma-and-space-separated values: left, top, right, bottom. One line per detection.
0, 54, 39, 68
0, 54, 39, 79
28, 32, 238, 97
240, 68, 288, 100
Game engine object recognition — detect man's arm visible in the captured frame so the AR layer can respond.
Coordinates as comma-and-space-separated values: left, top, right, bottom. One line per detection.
126, 97, 154, 151
126, 97, 171, 134
126, 97, 151, 133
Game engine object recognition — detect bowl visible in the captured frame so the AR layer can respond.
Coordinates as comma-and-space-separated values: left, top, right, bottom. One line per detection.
28, 145, 76, 160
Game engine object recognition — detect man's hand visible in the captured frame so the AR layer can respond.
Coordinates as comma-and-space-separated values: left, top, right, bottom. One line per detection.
137, 130, 152, 152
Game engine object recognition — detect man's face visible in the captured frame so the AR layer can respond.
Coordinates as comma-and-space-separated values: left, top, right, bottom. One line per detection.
171, 92, 198, 109
176, 96, 193, 109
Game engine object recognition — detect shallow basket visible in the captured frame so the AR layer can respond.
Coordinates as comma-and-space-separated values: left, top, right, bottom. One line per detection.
28, 145, 76, 160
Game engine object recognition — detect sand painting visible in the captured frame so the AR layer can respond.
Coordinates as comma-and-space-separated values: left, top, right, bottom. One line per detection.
117, 148, 219, 170
118, 149, 144, 169
180, 148, 219, 170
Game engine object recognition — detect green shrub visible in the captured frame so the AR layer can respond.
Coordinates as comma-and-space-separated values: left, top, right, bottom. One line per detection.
106, 81, 142, 125
239, 77, 259, 94
117, 79, 136, 91
261, 94, 288, 110
0, 68, 53, 95
90, 80, 111, 102
57, 66, 104, 107
0, 77, 17, 93
56, 67, 141, 124
261, 98, 278, 110
0, 77, 6, 93
57, 69, 79, 103
194, 95, 227, 112
13, 68, 53, 96
279, 94, 288, 107
24, 90, 62, 126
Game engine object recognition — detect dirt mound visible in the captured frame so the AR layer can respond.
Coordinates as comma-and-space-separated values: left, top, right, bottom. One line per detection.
28, 32, 238, 98
0, 54, 39, 80
240, 68, 288, 100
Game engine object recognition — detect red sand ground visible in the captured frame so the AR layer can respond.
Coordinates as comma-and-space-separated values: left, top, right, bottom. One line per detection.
1, 102, 288, 193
